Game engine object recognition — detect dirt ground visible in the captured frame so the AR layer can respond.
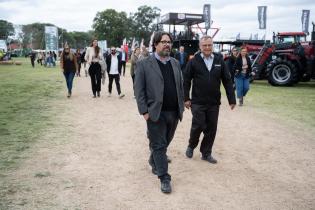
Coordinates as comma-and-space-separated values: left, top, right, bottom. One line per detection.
2, 72, 315, 210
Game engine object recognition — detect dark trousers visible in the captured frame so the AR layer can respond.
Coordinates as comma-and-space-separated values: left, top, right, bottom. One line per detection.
63, 71, 75, 93
189, 104, 219, 157
147, 111, 179, 180
31, 59, 35, 68
89, 63, 102, 95
108, 74, 121, 94
77, 62, 81, 76
131, 74, 135, 95
121, 61, 126, 76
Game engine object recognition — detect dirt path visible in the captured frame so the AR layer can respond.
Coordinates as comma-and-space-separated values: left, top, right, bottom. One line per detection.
3, 73, 315, 210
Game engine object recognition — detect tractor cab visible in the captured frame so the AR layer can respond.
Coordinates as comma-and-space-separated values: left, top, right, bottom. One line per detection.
274, 32, 307, 44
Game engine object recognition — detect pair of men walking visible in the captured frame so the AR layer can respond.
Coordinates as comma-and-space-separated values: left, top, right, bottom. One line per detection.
134, 32, 236, 194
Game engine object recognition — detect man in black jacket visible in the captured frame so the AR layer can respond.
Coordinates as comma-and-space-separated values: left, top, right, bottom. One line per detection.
184, 35, 236, 164
106, 47, 125, 98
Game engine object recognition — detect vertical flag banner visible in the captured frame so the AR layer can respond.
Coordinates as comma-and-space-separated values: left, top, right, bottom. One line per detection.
254, 33, 258, 40
236, 33, 240, 40
148, 32, 155, 53
258, 6, 267, 29
301, 10, 310, 33
203, 4, 211, 30
98, 40, 107, 53
45, 26, 58, 51
131, 37, 135, 51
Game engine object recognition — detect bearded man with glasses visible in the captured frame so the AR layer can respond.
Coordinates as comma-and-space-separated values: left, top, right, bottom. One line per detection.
135, 32, 184, 194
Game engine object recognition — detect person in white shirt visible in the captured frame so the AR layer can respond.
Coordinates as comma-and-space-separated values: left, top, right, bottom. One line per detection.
120, 48, 127, 76
105, 47, 125, 98
86, 39, 105, 98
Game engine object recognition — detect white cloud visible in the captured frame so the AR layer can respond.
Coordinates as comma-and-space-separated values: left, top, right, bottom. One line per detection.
0, 0, 314, 40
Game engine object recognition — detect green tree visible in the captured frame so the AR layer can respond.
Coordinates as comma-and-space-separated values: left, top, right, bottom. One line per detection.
0, 20, 15, 40
92, 9, 130, 47
22, 23, 55, 49
67, 31, 94, 49
131, 6, 161, 45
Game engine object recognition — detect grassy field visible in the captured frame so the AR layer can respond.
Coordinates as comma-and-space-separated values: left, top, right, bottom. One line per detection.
240, 80, 315, 134
0, 58, 64, 174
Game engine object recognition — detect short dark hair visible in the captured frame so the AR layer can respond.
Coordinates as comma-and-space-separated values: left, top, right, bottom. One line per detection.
151, 31, 173, 52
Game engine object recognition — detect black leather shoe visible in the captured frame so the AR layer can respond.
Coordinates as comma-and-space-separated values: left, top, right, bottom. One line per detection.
201, 155, 217, 164
185, 147, 194, 158
161, 180, 172, 194
97, 91, 100, 97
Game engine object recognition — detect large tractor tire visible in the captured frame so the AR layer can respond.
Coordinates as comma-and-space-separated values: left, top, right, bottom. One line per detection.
267, 58, 299, 86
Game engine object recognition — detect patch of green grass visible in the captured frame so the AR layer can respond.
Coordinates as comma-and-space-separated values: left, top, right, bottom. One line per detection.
0, 58, 64, 207
34, 171, 51, 178
242, 80, 315, 133
0, 58, 63, 171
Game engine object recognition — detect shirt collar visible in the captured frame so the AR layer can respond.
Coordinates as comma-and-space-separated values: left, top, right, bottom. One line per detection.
154, 52, 170, 64
200, 53, 214, 60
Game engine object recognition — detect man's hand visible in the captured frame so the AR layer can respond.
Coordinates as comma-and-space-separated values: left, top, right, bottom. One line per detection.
230, 104, 236, 110
184, 100, 191, 109
143, 113, 149, 121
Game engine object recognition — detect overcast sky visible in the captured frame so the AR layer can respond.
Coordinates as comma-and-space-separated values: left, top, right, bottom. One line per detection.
0, 0, 314, 40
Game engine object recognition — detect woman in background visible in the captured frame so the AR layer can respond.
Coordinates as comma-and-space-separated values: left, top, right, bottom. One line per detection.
233, 47, 254, 106
85, 39, 105, 98
75, 49, 82, 77
60, 44, 78, 98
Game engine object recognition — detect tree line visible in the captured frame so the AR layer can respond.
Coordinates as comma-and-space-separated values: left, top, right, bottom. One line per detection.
0, 5, 161, 50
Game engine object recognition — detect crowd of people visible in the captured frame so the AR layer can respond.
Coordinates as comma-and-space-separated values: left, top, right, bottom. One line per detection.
58, 39, 151, 99
34, 32, 254, 194
29, 51, 57, 68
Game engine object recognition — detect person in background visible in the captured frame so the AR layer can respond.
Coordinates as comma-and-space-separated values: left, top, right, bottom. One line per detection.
60, 44, 78, 98
120, 48, 127, 76
174, 46, 189, 72
130, 47, 140, 94
30, 51, 36, 68
233, 47, 254, 106
75, 49, 82, 77
139, 45, 149, 60
86, 39, 105, 98
184, 35, 236, 164
106, 47, 125, 99
226, 47, 239, 88
81, 48, 88, 77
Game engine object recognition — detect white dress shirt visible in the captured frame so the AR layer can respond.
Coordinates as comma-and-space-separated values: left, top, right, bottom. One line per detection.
201, 53, 214, 72
109, 54, 119, 75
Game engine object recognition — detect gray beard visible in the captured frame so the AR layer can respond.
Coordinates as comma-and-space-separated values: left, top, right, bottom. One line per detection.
158, 50, 170, 57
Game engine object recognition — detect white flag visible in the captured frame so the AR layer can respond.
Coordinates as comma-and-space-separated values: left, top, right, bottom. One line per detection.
148, 32, 155, 53
236, 33, 240, 40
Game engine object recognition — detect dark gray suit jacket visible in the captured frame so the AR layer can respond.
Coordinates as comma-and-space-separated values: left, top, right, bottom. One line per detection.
134, 54, 184, 122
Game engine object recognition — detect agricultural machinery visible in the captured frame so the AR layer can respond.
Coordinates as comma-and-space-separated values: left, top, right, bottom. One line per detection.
251, 23, 315, 86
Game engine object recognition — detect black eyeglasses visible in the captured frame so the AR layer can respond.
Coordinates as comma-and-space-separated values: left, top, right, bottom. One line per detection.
160, 40, 172, 45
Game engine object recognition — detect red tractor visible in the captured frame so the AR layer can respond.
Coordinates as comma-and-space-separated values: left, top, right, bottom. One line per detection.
251, 23, 315, 86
